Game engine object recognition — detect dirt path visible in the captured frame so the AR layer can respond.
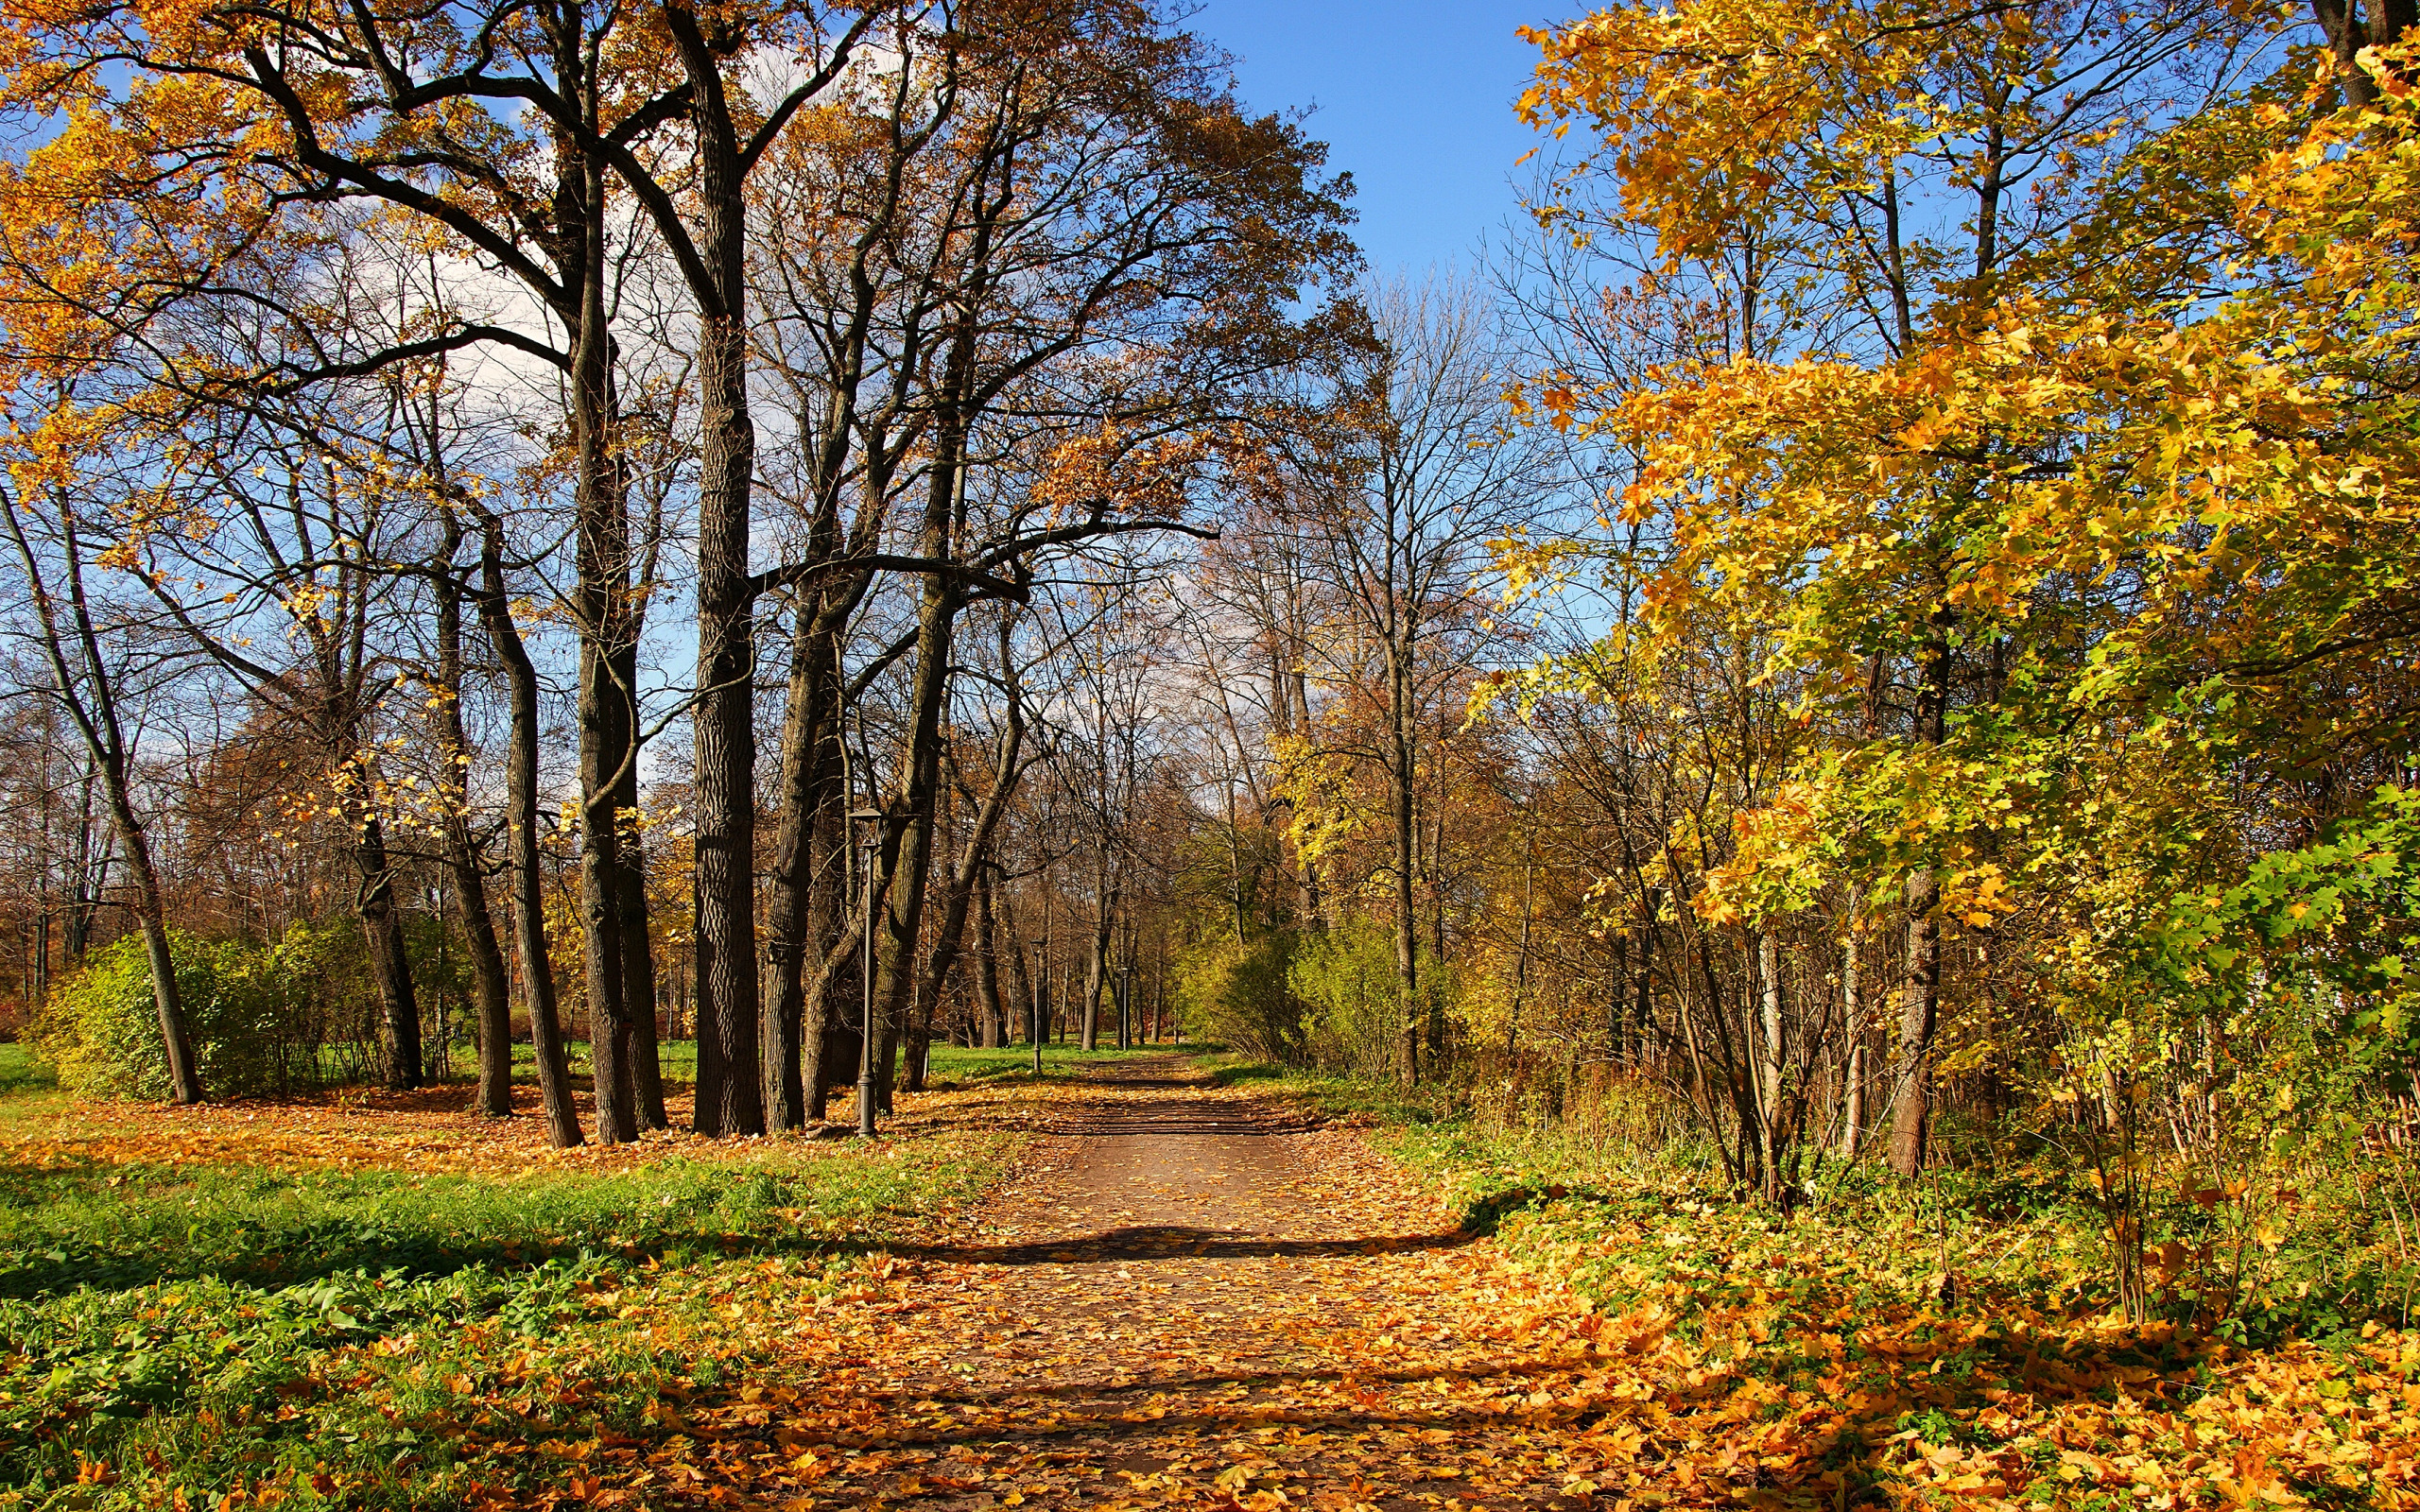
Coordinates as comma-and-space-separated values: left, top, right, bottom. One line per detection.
659, 1059, 1633, 1510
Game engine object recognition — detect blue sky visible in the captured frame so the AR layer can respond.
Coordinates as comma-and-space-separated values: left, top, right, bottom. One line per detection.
1196, 2, 1570, 276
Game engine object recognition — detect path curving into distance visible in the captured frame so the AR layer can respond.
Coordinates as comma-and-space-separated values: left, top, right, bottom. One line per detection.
651, 1057, 1631, 1510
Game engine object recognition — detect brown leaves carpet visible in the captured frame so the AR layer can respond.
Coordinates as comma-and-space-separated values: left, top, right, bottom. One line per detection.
650, 1058, 1614, 1511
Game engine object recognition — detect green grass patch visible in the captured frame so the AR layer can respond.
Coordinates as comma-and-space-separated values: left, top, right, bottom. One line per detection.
0, 1108, 1015, 1509
0, 1043, 67, 1128
505, 1039, 702, 1082
0, 1044, 53, 1096
924, 1040, 1191, 1085
1194, 1057, 1440, 1121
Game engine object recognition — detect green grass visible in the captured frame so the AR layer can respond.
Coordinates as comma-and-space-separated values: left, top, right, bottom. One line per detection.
505, 1039, 702, 1080
1194, 1056, 1443, 1121
0, 1043, 66, 1126
0, 1141, 990, 1300
0, 1044, 52, 1095
0, 1037, 1157, 1097
0, 1036, 1191, 1509
924, 1040, 1186, 1085
0, 1099, 1016, 1509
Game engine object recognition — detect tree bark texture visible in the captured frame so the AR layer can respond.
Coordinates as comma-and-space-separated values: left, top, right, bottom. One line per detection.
432, 541, 514, 1118
478, 520, 584, 1147
675, 16, 764, 1136
352, 817, 424, 1091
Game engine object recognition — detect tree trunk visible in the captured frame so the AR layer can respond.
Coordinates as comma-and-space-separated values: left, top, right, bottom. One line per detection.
1426, 798, 1447, 1065
1756, 930, 1784, 1206
432, 541, 514, 1117
802, 841, 852, 1124
1002, 895, 1032, 1047
1890, 868, 1940, 1177
975, 868, 1005, 1048
619, 830, 666, 1128
353, 817, 424, 1091
132, 912, 199, 1102
905, 970, 939, 1092
1889, 629, 1951, 1177
9, 502, 211, 1108
452, 841, 514, 1118
914, 673, 1029, 1061
576, 673, 633, 1142
761, 602, 833, 1132
2311, 0, 2393, 111
478, 519, 583, 1147
111, 755, 201, 1105
674, 9, 764, 1138
566, 133, 641, 1143
1838, 927, 1865, 1160
1392, 648, 1420, 1088
865, 451, 966, 1114
684, 352, 762, 1134
1082, 836, 1110, 1052
874, 940, 907, 1114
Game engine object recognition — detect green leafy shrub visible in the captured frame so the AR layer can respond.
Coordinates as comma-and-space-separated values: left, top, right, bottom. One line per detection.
1288, 915, 1417, 1078
1176, 932, 1303, 1064
28, 927, 339, 1100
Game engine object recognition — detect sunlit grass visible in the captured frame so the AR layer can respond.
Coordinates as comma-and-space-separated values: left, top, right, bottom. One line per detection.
0, 1052, 1023, 1511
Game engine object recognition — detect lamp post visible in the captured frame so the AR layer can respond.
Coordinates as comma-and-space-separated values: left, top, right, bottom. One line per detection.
1028, 941, 1047, 1074
1117, 962, 1134, 1051
850, 808, 883, 1138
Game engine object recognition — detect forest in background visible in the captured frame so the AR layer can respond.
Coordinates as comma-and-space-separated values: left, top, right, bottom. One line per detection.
1, 0, 2417, 1347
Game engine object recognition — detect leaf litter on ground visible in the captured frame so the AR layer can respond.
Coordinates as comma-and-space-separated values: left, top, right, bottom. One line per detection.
9, 1057, 2418, 1509
620, 1061, 2420, 1512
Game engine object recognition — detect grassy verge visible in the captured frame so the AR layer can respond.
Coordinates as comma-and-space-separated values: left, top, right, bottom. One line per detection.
1242, 1060, 2420, 1509
0, 1044, 65, 1127
924, 1041, 1184, 1086
0, 1076, 1021, 1511
0, 1045, 51, 1096
506, 1040, 701, 1082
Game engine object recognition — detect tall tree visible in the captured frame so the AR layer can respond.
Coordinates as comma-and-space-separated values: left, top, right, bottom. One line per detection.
0, 0, 875, 1136
850, 0, 1357, 1100
0, 473, 202, 1104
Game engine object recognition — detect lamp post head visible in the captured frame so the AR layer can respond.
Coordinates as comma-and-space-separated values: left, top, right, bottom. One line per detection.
848, 807, 883, 823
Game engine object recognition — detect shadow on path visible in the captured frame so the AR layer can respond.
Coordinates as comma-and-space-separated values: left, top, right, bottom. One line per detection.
886, 1222, 1475, 1265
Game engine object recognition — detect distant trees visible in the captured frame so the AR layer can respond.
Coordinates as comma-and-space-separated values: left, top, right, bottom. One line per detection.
1293, 276, 1555, 1084
0, 0, 1354, 1122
